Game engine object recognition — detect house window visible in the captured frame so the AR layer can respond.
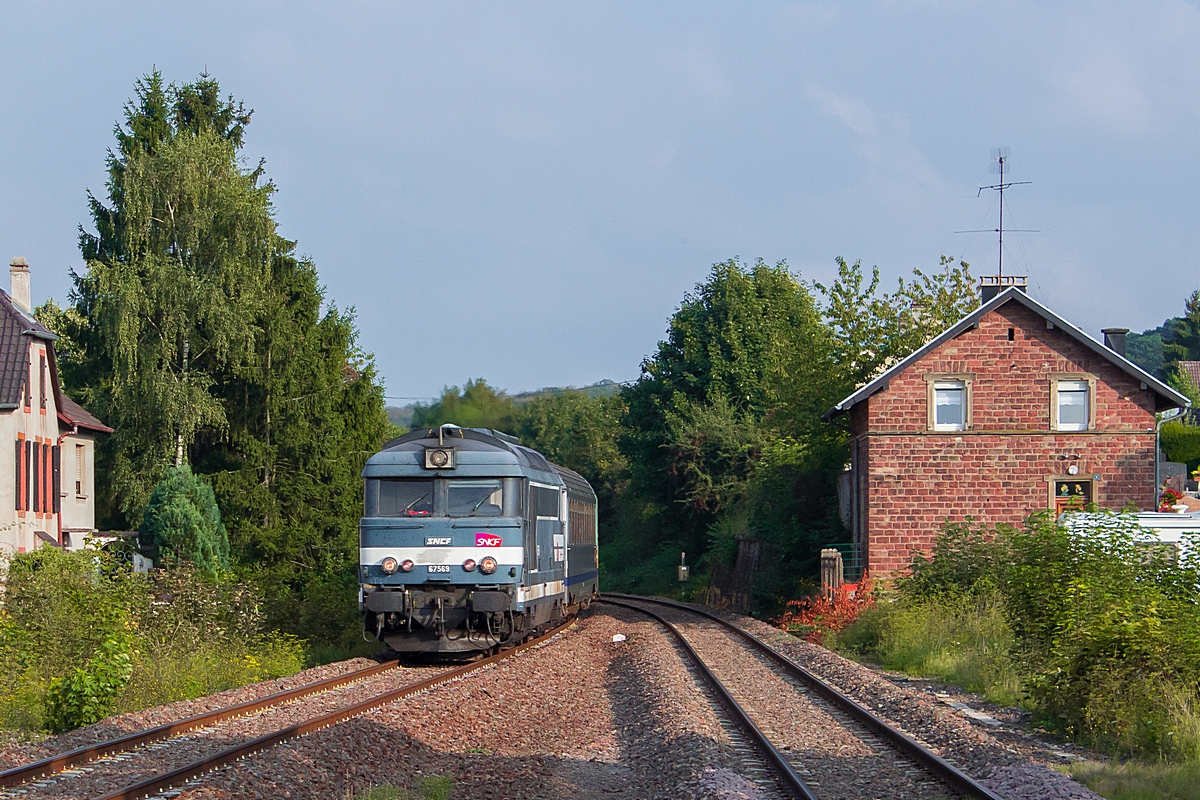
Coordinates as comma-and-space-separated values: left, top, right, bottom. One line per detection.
39, 355, 46, 409
933, 381, 966, 430
75, 444, 85, 496
1057, 380, 1090, 431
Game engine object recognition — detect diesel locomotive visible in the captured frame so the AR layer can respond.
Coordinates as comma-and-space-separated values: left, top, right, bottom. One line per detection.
359, 424, 599, 654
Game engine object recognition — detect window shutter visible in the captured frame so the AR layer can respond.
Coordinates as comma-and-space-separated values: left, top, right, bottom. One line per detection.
52, 445, 61, 514
14, 440, 21, 511
33, 442, 40, 513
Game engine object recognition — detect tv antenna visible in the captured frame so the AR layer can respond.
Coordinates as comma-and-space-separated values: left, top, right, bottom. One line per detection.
955, 147, 1038, 278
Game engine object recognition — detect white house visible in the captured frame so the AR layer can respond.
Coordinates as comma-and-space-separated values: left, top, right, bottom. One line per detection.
0, 258, 111, 554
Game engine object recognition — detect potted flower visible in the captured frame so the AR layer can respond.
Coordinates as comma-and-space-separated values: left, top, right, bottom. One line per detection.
1159, 488, 1187, 513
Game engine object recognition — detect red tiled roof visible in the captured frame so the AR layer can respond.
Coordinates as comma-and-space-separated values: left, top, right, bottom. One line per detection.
1178, 361, 1200, 392
58, 394, 113, 434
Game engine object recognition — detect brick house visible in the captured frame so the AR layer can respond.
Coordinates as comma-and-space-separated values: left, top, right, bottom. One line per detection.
0, 258, 111, 554
824, 281, 1190, 579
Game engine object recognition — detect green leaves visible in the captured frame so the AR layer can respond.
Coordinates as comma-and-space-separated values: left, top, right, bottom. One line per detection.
140, 465, 229, 575
44, 634, 134, 734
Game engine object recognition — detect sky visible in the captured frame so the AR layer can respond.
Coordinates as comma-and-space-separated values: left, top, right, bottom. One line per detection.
1, 1, 1197, 401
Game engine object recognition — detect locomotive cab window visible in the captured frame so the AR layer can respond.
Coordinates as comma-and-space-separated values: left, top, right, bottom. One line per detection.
371, 479, 433, 517
448, 479, 504, 517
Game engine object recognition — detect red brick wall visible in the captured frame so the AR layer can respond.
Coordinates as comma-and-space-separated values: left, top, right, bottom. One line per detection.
851, 300, 1160, 578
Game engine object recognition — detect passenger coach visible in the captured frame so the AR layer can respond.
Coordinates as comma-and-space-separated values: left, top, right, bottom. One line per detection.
359, 425, 599, 654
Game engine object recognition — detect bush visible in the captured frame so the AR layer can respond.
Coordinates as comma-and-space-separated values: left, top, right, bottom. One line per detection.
831, 593, 1023, 706
0, 548, 303, 734
141, 465, 229, 575
774, 582, 874, 643
837, 511, 1200, 759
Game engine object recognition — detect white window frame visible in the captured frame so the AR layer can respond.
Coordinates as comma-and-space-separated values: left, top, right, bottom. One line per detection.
924, 373, 974, 432
1056, 380, 1090, 432
1049, 373, 1097, 432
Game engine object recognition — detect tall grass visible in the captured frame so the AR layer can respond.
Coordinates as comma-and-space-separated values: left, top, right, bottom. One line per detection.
0, 547, 305, 733
831, 593, 1023, 706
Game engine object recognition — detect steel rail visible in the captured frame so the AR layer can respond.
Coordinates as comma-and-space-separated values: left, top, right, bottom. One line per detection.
598, 597, 818, 800
602, 593, 1005, 800
0, 658, 407, 789
96, 624, 571, 800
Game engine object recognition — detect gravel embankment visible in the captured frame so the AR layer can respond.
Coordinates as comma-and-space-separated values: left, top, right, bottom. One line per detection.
0, 661, 448, 800
644, 601, 954, 800
176, 609, 773, 800
0, 657, 381, 773
695, 603, 1106, 800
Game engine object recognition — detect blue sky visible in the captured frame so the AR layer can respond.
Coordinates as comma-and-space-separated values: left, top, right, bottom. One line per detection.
1, 1, 1196, 400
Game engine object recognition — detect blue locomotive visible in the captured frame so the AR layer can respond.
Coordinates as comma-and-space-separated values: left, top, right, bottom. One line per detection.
359, 424, 599, 654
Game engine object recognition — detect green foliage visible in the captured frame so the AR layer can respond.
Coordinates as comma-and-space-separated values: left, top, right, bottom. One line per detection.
1162, 421, 1200, 471
45, 634, 134, 733
832, 593, 1023, 706
0, 548, 303, 734
1127, 330, 1166, 379
844, 513, 1200, 759
1164, 291, 1200, 386
354, 775, 454, 800
813, 255, 976, 389
411, 379, 517, 431
515, 390, 628, 540
1072, 758, 1200, 800
140, 465, 228, 574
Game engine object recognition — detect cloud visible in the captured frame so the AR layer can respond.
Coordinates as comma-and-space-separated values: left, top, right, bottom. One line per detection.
806, 82, 947, 192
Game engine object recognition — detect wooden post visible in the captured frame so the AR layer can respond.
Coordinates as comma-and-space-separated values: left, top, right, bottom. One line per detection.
820, 548, 844, 600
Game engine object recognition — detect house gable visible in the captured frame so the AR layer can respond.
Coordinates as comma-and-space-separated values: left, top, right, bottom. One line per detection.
862, 301, 1160, 435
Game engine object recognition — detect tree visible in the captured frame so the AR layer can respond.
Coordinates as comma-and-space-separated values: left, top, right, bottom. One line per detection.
619, 258, 834, 559
515, 390, 628, 539
1163, 291, 1200, 388
67, 72, 272, 521
140, 465, 229, 574
53, 72, 391, 649
813, 255, 976, 390
411, 380, 517, 431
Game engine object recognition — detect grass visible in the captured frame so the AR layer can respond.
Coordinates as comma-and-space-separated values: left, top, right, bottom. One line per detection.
830, 592, 1024, 707
352, 775, 454, 800
1072, 760, 1200, 800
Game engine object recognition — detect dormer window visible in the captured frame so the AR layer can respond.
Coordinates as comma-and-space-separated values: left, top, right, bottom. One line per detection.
39, 354, 46, 409
925, 373, 974, 432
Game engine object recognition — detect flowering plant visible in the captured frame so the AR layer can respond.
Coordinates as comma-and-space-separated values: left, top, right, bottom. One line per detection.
772, 580, 874, 644
1160, 489, 1185, 512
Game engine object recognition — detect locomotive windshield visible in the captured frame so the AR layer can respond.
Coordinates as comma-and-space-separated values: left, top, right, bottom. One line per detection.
376, 479, 434, 517
447, 480, 504, 517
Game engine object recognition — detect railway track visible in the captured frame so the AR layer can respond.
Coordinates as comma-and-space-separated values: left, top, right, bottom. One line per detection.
599, 594, 1005, 800
0, 625, 568, 800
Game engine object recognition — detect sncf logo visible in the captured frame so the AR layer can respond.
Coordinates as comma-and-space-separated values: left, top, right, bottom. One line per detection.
475, 534, 503, 547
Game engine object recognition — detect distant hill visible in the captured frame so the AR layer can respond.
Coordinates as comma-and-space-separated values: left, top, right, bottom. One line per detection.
510, 378, 624, 404
385, 379, 624, 431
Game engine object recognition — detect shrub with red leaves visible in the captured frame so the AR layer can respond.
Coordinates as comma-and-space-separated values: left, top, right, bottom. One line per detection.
772, 581, 874, 643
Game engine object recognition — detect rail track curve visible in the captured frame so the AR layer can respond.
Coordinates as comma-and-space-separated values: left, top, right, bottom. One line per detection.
599, 593, 1006, 800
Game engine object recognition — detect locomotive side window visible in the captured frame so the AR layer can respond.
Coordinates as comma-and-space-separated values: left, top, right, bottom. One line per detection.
374, 479, 434, 517
447, 479, 504, 517
531, 485, 560, 518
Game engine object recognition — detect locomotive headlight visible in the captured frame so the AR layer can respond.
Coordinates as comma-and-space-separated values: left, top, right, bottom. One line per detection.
400, 559, 415, 573
479, 556, 498, 575
462, 558, 477, 572
381, 557, 399, 574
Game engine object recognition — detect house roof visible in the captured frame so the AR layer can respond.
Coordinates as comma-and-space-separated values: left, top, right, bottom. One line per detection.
823, 286, 1192, 421
1178, 361, 1200, 393
0, 289, 56, 409
58, 394, 114, 434
0, 287, 112, 433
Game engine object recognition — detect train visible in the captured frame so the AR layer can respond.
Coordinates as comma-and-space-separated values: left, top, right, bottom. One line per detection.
358, 424, 599, 654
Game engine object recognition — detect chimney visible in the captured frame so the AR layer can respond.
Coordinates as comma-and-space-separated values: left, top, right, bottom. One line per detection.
980, 275, 1028, 304
1102, 327, 1129, 357
9, 258, 30, 311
